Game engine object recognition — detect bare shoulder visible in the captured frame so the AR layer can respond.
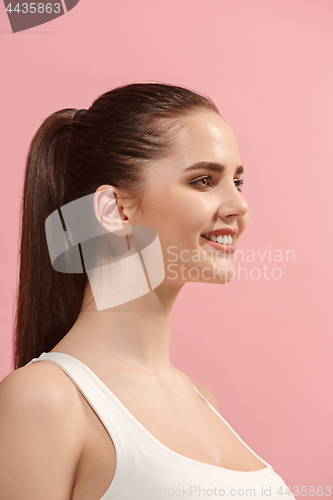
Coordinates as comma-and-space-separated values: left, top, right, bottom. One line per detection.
190, 378, 220, 412
0, 360, 84, 411
0, 361, 86, 500
0, 360, 87, 454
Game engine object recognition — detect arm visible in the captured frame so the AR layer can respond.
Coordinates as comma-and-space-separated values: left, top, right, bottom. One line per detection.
0, 363, 85, 500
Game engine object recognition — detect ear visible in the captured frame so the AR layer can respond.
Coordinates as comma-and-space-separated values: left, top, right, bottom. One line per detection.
93, 184, 133, 235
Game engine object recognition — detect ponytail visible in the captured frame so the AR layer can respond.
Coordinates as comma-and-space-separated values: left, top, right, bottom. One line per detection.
13, 82, 220, 370
13, 109, 87, 369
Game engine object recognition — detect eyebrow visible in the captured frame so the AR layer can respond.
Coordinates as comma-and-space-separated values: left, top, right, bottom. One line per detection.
184, 161, 244, 175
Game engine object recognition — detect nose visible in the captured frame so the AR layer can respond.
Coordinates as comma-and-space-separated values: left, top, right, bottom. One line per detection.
216, 185, 249, 220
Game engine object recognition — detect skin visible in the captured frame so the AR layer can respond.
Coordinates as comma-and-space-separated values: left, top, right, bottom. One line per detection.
58, 110, 249, 374
0, 111, 263, 500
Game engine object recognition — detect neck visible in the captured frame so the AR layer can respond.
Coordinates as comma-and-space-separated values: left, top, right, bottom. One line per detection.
62, 280, 184, 376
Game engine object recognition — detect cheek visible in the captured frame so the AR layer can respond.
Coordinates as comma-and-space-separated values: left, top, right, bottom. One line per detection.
170, 199, 209, 238
238, 212, 249, 235
137, 186, 209, 241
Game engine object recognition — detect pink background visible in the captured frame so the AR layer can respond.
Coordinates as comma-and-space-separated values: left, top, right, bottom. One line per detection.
1, 0, 332, 489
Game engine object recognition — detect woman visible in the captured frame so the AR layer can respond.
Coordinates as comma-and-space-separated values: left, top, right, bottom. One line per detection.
0, 82, 295, 499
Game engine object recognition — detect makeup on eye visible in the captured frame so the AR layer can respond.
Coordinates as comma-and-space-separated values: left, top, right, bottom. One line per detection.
189, 175, 244, 192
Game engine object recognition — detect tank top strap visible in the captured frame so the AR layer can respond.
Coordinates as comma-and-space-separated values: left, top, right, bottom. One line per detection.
25, 352, 158, 457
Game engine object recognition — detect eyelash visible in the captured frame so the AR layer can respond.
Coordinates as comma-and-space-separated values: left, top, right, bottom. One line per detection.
190, 175, 244, 192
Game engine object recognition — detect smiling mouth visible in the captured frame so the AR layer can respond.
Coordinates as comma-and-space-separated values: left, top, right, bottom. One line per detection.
200, 235, 236, 252
201, 234, 234, 245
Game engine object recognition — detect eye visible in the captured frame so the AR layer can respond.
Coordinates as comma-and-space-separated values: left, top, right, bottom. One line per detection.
189, 175, 214, 188
190, 175, 245, 192
235, 178, 244, 192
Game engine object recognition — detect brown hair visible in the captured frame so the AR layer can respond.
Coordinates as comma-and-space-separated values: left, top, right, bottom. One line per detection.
13, 82, 220, 369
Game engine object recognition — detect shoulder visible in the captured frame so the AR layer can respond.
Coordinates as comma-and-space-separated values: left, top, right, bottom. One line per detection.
190, 378, 220, 412
0, 360, 82, 409
0, 360, 86, 440
0, 362, 86, 499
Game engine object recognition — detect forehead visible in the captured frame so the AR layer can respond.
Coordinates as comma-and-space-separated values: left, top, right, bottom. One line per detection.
151, 111, 241, 177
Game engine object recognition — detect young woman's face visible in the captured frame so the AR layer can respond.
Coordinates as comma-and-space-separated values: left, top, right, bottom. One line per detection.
130, 110, 249, 286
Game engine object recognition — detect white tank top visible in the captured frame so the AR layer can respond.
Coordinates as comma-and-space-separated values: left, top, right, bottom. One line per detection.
26, 352, 295, 500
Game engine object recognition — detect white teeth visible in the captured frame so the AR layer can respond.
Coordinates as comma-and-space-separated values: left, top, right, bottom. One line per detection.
203, 234, 233, 244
